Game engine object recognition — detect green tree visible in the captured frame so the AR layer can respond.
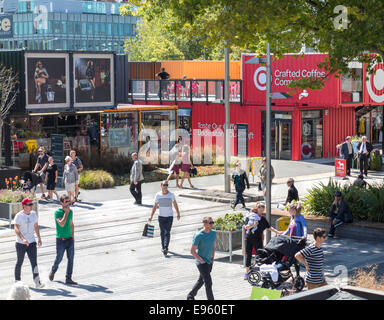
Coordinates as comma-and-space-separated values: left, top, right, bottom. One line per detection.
122, 0, 384, 88
0, 65, 18, 168
120, 3, 245, 61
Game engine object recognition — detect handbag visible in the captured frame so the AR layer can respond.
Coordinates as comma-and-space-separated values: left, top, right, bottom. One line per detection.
189, 167, 197, 176
142, 223, 155, 237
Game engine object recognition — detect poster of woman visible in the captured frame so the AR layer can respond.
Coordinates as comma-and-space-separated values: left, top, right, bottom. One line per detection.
25, 52, 69, 109
74, 53, 114, 107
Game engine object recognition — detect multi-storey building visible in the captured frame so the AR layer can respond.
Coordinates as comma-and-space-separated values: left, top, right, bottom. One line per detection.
0, 0, 138, 53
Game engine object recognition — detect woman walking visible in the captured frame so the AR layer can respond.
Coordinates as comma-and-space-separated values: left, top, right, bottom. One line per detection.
243, 203, 280, 280
45, 156, 60, 201
63, 156, 78, 205
231, 162, 250, 209
180, 145, 195, 189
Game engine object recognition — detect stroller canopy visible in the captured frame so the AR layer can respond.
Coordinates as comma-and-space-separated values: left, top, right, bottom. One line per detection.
265, 235, 305, 257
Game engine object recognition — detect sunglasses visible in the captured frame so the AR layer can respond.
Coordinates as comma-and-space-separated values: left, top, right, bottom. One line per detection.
162, 184, 169, 187
203, 220, 214, 225
25, 203, 33, 206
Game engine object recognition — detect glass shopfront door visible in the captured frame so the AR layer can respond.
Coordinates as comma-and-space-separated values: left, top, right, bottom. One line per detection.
262, 112, 292, 160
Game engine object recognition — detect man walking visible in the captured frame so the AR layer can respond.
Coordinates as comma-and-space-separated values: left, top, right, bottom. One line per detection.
32, 146, 49, 199
285, 178, 299, 205
341, 136, 354, 176
70, 150, 83, 201
187, 217, 216, 300
356, 136, 373, 177
14, 198, 44, 289
49, 195, 78, 285
130, 152, 144, 205
295, 228, 327, 290
148, 181, 181, 256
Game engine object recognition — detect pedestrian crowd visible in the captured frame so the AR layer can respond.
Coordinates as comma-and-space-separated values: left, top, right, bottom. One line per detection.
10, 136, 367, 300
28, 147, 83, 205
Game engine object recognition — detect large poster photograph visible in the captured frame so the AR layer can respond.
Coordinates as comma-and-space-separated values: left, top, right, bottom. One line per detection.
25, 53, 69, 109
74, 54, 114, 107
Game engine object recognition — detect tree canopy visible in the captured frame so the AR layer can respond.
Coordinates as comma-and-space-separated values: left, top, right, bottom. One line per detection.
121, 0, 384, 88
120, 2, 245, 61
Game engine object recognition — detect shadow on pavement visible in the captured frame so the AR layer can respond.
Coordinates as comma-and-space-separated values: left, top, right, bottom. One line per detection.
30, 287, 77, 298
56, 281, 114, 294
167, 251, 195, 260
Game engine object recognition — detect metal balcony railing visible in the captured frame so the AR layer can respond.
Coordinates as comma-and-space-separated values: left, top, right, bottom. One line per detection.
128, 79, 242, 104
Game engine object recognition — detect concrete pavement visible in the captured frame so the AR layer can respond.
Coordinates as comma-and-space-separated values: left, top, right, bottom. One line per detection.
1, 159, 384, 300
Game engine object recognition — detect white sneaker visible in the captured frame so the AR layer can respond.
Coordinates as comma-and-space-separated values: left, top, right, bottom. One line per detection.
34, 277, 45, 289
55, 194, 60, 201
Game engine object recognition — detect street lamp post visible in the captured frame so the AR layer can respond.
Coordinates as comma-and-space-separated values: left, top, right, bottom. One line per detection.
265, 42, 272, 243
224, 45, 231, 193
245, 44, 292, 242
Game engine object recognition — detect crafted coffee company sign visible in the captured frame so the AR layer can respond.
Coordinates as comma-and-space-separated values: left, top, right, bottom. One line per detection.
254, 66, 326, 90
242, 53, 338, 106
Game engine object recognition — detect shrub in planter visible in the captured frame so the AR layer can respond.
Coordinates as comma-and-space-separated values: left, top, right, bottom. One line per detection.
303, 179, 384, 223
79, 170, 115, 189
0, 190, 36, 203
214, 212, 245, 231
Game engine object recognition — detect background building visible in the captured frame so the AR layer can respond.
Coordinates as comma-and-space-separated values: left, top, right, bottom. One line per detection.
0, 0, 138, 53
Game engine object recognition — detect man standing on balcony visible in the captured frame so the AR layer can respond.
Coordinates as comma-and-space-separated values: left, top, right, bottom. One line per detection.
356, 136, 373, 177
156, 67, 170, 99
341, 136, 354, 176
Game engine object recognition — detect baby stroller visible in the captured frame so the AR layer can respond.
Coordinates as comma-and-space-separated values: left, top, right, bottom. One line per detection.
247, 235, 306, 294
22, 171, 40, 194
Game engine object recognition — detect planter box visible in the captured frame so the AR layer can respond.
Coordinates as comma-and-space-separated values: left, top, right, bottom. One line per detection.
215, 229, 243, 263
0, 201, 38, 227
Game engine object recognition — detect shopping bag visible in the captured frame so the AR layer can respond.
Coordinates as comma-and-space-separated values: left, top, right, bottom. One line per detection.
142, 223, 155, 237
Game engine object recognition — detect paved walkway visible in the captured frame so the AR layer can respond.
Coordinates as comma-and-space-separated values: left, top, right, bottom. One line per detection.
1, 161, 384, 300
1, 193, 384, 300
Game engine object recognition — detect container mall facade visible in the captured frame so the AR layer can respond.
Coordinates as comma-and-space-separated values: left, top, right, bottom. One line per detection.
2, 51, 383, 172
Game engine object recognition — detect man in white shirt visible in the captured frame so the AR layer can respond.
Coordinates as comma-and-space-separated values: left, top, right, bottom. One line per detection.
148, 181, 181, 256
357, 136, 373, 177
14, 198, 44, 289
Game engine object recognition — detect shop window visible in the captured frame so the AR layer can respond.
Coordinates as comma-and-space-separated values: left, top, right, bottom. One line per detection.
101, 112, 138, 156
178, 108, 191, 134
341, 64, 363, 103
301, 110, 323, 159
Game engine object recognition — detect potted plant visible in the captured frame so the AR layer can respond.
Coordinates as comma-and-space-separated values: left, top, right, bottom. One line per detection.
213, 212, 245, 262
0, 177, 38, 227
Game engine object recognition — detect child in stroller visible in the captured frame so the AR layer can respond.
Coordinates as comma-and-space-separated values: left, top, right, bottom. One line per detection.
247, 235, 306, 293
21, 171, 40, 195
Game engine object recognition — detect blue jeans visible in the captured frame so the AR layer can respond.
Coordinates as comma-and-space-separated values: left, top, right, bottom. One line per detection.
15, 242, 39, 281
51, 238, 75, 281
158, 216, 173, 251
